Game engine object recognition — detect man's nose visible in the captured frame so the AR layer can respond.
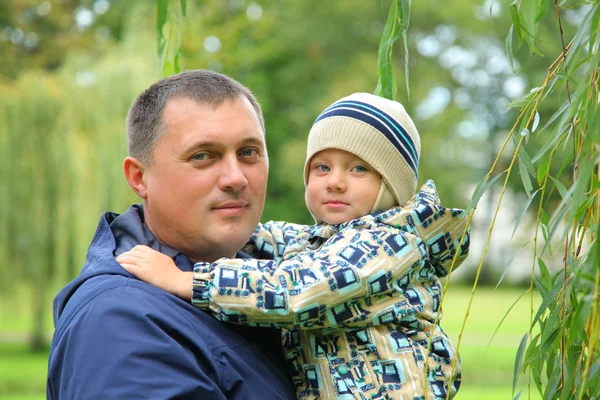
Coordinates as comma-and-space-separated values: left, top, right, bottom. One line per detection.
218, 155, 248, 192
325, 170, 346, 192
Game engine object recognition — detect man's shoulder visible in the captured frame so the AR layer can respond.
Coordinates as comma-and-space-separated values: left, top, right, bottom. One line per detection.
54, 275, 191, 344
53, 273, 251, 350
57, 274, 190, 324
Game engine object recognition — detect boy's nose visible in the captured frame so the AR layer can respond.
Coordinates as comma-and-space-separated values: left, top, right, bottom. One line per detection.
325, 170, 347, 192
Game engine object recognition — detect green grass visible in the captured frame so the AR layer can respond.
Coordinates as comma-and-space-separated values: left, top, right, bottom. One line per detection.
0, 284, 543, 399
442, 284, 542, 400
0, 343, 48, 398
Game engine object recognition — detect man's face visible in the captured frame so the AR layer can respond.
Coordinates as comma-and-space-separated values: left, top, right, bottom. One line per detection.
140, 96, 268, 262
306, 149, 381, 224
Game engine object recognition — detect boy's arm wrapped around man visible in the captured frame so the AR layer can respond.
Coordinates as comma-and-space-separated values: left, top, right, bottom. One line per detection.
242, 221, 312, 262
192, 224, 428, 329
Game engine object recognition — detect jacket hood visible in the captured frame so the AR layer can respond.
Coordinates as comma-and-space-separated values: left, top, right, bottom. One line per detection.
375, 179, 470, 277
52, 205, 192, 325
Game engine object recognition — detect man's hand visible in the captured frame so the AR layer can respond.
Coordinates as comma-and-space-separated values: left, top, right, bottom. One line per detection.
117, 245, 193, 301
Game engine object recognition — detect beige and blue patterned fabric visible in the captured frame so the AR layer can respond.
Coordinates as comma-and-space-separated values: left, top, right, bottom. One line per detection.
192, 180, 470, 399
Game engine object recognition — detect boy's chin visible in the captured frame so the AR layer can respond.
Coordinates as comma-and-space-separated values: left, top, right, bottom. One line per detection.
320, 215, 353, 225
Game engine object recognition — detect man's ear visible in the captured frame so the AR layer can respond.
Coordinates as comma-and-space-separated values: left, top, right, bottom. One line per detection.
124, 156, 148, 199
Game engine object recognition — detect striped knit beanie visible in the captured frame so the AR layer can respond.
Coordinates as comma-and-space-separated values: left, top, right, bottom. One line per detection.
304, 92, 421, 213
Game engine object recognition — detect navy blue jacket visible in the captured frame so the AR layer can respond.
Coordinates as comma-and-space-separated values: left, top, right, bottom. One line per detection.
47, 205, 296, 400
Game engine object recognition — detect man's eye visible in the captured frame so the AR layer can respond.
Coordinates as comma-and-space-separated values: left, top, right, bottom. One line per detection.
317, 165, 330, 172
239, 148, 259, 157
352, 165, 368, 173
192, 153, 210, 161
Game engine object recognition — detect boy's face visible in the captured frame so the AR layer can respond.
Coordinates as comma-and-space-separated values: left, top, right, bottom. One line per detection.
306, 149, 381, 224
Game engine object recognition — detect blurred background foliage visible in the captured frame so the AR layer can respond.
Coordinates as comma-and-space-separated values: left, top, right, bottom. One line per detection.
0, 0, 594, 398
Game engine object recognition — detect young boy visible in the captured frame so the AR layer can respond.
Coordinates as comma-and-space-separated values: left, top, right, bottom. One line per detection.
118, 93, 470, 399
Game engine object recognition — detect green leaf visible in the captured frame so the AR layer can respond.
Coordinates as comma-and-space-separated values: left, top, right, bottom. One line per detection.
575, 195, 595, 221
531, 279, 562, 327
518, 153, 534, 197
540, 326, 561, 356
519, 147, 536, 176
509, 1, 523, 43
506, 25, 518, 72
522, 333, 541, 366
180, 0, 187, 17
512, 189, 540, 238
397, 0, 411, 32
538, 257, 550, 287
565, 4, 596, 68
521, 0, 543, 55
513, 332, 529, 392
585, 358, 600, 390
536, 0, 549, 23
173, 52, 180, 74
402, 31, 410, 99
561, 361, 576, 400
550, 176, 570, 203
540, 204, 568, 256
531, 111, 540, 132
375, 0, 411, 99
505, 92, 535, 109
543, 364, 561, 400
162, 59, 175, 77
157, 0, 169, 61
590, 6, 600, 59
376, 0, 401, 100
596, 207, 600, 268
466, 173, 504, 214
536, 154, 550, 186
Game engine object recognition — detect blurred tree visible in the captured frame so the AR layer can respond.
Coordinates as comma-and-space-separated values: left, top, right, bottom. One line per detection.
0, 0, 136, 79
0, 0, 579, 350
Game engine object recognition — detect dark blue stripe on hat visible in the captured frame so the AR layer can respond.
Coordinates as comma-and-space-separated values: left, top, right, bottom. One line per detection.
319, 100, 419, 163
315, 100, 418, 176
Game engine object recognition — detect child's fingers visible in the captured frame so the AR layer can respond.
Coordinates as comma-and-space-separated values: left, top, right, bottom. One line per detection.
117, 250, 147, 262
116, 253, 146, 267
119, 262, 140, 274
116, 253, 133, 263
131, 245, 154, 253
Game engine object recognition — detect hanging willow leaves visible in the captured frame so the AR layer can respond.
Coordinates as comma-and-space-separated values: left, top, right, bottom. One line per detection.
465, 172, 504, 214
484, 1, 600, 397
506, 24, 518, 72
156, 0, 187, 76
375, 0, 411, 100
513, 333, 529, 394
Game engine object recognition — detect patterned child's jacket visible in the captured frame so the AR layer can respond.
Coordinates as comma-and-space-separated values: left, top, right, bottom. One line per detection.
192, 180, 470, 399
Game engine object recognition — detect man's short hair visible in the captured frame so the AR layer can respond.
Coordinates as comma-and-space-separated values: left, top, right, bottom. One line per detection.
126, 69, 265, 165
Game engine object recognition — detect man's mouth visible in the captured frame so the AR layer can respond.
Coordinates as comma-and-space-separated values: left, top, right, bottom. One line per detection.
212, 201, 249, 216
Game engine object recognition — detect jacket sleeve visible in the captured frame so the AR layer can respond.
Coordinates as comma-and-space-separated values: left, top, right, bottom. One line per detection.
192, 226, 426, 329
47, 285, 226, 400
376, 179, 471, 277
242, 221, 311, 262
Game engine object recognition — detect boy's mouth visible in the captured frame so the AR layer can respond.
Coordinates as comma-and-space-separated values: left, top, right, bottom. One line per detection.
324, 200, 349, 209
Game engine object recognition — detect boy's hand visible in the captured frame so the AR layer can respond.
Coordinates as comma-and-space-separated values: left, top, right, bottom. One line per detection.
116, 245, 192, 301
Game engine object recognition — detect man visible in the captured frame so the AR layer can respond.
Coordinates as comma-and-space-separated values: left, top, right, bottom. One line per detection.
47, 70, 296, 399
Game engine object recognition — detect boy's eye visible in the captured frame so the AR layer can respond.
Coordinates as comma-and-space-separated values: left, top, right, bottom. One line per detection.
352, 165, 368, 173
317, 164, 331, 172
